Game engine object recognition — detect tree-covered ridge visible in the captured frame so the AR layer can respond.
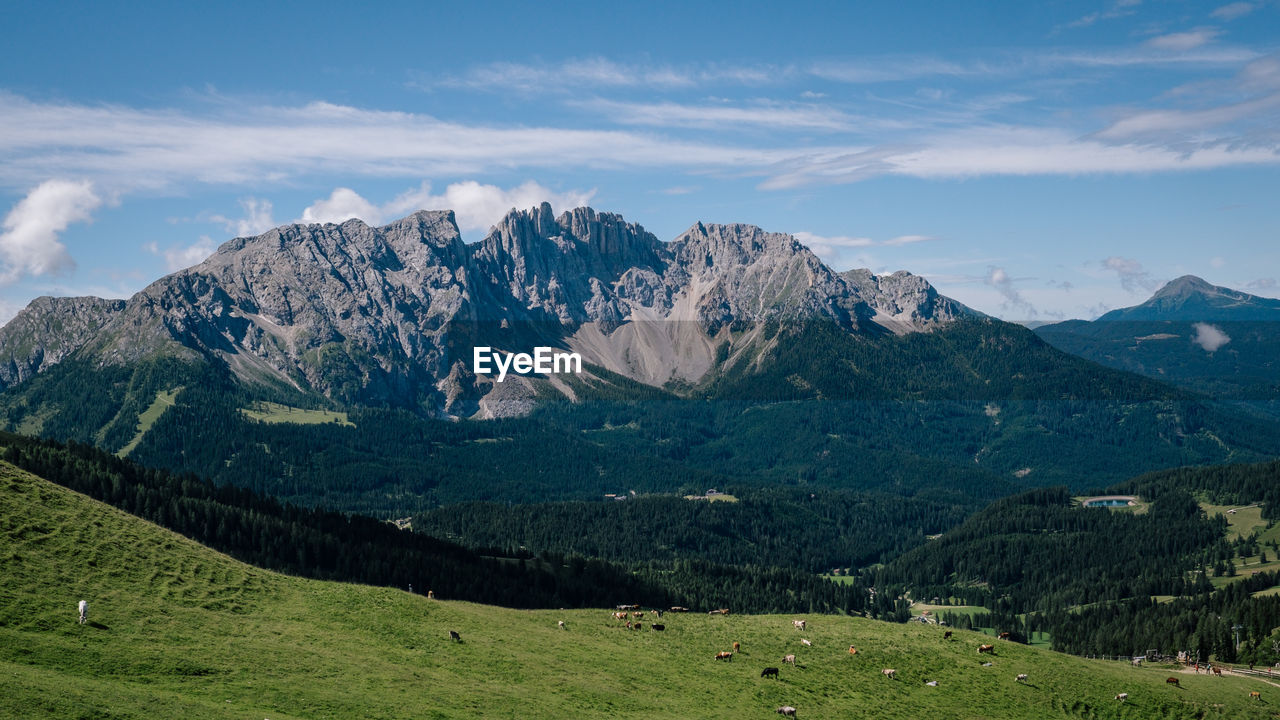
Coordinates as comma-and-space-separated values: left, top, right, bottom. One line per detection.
415, 488, 969, 573
0, 433, 872, 615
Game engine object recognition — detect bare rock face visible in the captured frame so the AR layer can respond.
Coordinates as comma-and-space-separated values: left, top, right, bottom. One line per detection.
0, 205, 975, 416
0, 296, 127, 387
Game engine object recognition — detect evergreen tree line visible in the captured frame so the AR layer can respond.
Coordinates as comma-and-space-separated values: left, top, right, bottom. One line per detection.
0, 432, 868, 614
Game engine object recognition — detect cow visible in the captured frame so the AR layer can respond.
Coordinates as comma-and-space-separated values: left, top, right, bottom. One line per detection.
655, 609, 664, 618
733, 641, 740, 653
776, 707, 797, 717
651, 624, 665, 631
633, 611, 644, 619
448, 630, 461, 642
761, 667, 779, 679
426, 590, 435, 599
709, 608, 730, 616
1250, 691, 1261, 699
1166, 677, 1180, 687
793, 619, 806, 630
1115, 693, 1128, 701
670, 606, 689, 612
978, 644, 995, 654
998, 632, 1011, 640
848, 646, 858, 655
800, 639, 812, 647
882, 668, 897, 679
558, 620, 565, 628
613, 612, 628, 620
783, 654, 796, 665
1016, 674, 1028, 683
943, 630, 953, 640
1212, 666, 1223, 677
77, 600, 88, 625
715, 652, 733, 662
925, 680, 938, 687
1131, 658, 1142, 667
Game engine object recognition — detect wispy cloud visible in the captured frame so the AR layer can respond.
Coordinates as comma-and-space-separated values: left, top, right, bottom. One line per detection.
430, 58, 788, 93
146, 235, 217, 272
985, 266, 1040, 318
883, 234, 934, 246
208, 197, 276, 237
1103, 256, 1159, 293
1146, 28, 1223, 52
1191, 322, 1231, 351
572, 99, 856, 131
1211, 2, 1256, 21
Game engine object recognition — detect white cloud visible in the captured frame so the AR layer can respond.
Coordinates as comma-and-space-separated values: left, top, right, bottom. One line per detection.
300, 188, 383, 225
1146, 29, 1222, 52
1211, 2, 1255, 20
299, 181, 596, 233
985, 265, 1039, 318
209, 197, 275, 237
573, 99, 855, 131
1191, 322, 1231, 351
145, 235, 218, 272
0, 179, 101, 283
431, 58, 786, 92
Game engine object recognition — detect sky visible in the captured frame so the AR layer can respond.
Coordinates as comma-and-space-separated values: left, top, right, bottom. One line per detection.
1, 0, 1278, 324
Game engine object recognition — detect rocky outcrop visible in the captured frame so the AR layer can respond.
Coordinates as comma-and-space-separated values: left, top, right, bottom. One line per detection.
0, 205, 976, 416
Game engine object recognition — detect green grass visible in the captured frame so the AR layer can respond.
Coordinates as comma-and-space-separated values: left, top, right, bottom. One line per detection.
1201, 502, 1268, 542
2, 464, 1276, 719
116, 387, 182, 458
239, 401, 354, 427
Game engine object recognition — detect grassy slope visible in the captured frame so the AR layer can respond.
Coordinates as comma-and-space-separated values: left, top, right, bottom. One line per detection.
116, 387, 182, 458
240, 401, 354, 427
1, 464, 1276, 720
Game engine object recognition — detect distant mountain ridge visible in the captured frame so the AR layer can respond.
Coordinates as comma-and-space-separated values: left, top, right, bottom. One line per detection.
0, 204, 975, 417
1037, 275, 1280, 417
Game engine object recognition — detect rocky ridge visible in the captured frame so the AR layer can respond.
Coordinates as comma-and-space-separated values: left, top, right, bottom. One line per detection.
0, 204, 977, 417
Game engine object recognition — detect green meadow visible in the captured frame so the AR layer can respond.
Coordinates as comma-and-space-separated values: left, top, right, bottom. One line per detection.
1, 463, 1276, 719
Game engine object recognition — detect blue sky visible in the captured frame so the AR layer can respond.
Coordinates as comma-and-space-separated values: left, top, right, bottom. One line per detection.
1, 0, 1277, 323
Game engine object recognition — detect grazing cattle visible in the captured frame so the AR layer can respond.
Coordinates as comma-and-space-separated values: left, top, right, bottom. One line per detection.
943, 630, 953, 640
633, 612, 644, 619
670, 606, 689, 612
426, 590, 435, 599
448, 630, 461, 642
1166, 677, 1180, 687
783, 654, 796, 665
626, 621, 632, 629
77, 600, 88, 625
1115, 693, 1128, 701
776, 707, 797, 718
655, 609, 663, 618
1212, 666, 1223, 677
925, 680, 938, 687
800, 639, 812, 647
631, 622, 642, 630
1250, 691, 1261, 699
715, 651, 733, 662
982, 662, 993, 667
709, 608, 730, 616
761, 667, 779, 679
978, 644, 995, 654
998, 632, 1011, 640
882, 668, 897, 679
651, 624, 665, 631
793, 619, 806, 630
613, 612, 628, 620
1016, 674, 1028, 683
733, 642, 740, 653
848, 646, 858, 655
1131, 658, 1142, 667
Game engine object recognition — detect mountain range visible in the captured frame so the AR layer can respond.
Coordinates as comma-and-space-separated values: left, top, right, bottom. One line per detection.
0, 204, 973, 419
0, 206, 1275, 514
1036, 275, 1280, 418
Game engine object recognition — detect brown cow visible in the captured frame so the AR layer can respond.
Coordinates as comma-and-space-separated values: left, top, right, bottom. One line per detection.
715, 651, 733, 662
848, 646, 858, 655
733, 641, 740, 653
632, 611, 644, 619
1212, 666, 1223, 677
1250, 691, 1261, 699
998, 632, 1011, 640
978, 644, 995, 654
613, 612, 628, 620
1166, 677, 1181, 687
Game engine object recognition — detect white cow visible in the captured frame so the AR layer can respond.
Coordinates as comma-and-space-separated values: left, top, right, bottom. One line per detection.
77, 600, 88, 625
800, 638, 812, 647
1016, 674, 1028, 682
793, 619, 806, 630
